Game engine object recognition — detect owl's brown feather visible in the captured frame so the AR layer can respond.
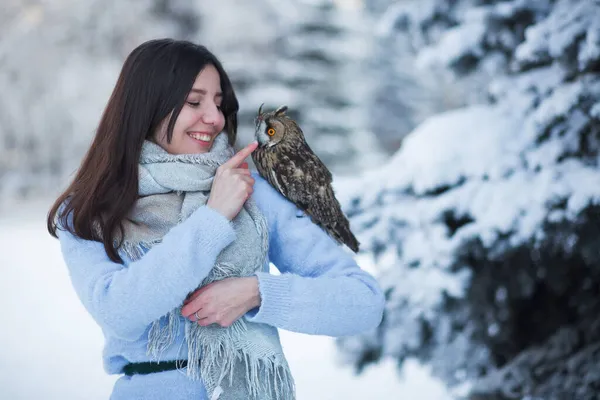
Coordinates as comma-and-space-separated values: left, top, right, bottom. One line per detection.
252, 106, 359, 253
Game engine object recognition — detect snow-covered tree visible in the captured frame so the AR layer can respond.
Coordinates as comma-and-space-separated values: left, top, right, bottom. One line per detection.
365, 0, 464, 153
337, 0, 600, 398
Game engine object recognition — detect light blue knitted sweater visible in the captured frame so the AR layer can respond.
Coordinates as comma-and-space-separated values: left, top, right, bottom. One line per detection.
57, 174, 385, 400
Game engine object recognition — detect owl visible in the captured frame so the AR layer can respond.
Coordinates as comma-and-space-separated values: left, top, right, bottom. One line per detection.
252, 104, 360, 253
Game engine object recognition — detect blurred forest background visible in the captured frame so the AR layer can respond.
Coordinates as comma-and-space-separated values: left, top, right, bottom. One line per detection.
2, 0, 600, 399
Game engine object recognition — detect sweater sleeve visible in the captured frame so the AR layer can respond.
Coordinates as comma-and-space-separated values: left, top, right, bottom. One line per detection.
245, 175, 385, 337
57, 205, 236, 341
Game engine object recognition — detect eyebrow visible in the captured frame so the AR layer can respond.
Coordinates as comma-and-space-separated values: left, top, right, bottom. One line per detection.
190, 88, 222, 98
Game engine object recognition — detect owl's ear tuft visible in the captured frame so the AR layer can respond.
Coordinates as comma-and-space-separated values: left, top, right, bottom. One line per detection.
275, 105, 288, 116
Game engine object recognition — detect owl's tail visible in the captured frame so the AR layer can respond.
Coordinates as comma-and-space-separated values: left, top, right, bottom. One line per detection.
329, 219, 360, 253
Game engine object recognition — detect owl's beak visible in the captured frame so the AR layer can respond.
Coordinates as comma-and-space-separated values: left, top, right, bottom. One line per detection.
254, 117, 266, 146
254, 114, 261, 130
254, 121, 262, 140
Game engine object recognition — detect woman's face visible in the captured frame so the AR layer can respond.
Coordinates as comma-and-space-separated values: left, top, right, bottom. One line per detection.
154, 64, 226, 154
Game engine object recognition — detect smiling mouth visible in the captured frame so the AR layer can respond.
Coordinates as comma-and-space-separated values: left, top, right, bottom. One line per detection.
187, 132, 213, 143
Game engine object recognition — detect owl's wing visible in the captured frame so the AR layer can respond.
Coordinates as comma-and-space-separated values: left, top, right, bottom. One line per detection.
267, 146, 359, 252
299, 143, 333, 183
271, 149, 340, 224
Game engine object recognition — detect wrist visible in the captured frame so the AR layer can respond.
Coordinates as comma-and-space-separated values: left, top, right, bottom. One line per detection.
206, 202, 231, 221
246, 276, 261, 309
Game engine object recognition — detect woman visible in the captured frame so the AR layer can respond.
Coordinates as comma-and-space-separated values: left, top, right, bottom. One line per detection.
47, 38, 384, 400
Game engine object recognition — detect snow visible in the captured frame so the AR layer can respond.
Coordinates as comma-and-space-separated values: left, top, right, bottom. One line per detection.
417, 22, 487, 69
591, 103, 600, 119
383, 105, 524, 193
338, 97, 600, 275
514, 0, 600, 70
0, 199, 452, 399
529, 81, 584, 132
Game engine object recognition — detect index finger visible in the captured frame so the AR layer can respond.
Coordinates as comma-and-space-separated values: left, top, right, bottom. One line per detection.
222, 141, 258, 169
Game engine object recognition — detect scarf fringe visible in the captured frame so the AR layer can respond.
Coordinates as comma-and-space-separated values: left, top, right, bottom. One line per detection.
147, 311, 181, 360
241, 352, 296, 400
183, 318, 295, 400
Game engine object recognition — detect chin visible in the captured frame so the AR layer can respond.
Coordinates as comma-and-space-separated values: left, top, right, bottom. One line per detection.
193, 147, 212, 154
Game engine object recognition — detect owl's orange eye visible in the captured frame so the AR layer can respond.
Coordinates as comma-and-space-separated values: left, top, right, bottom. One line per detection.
267, 128, 276, 136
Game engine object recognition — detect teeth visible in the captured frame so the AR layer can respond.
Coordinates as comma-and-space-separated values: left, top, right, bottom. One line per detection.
188, 133, 211, 142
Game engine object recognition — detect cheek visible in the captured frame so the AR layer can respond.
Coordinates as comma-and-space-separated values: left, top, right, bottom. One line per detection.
153, 118, 172, 146
217, 113, 226, 131
170, 111, 198, 143
173, 109, 194, 131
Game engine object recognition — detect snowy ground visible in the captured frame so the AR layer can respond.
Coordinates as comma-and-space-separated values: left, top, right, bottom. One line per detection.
0, 198, 452, 399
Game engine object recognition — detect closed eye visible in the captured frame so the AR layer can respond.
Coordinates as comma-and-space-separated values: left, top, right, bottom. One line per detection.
187, 101, 200, 107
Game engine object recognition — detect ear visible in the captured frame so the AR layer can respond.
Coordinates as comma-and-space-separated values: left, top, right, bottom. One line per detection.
274, 105, 288, 116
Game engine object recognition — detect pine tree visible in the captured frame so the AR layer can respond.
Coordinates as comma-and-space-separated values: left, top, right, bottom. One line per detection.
336, 0, 600, 398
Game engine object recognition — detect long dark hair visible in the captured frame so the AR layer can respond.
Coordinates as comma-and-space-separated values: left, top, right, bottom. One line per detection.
47, 39, 239, 263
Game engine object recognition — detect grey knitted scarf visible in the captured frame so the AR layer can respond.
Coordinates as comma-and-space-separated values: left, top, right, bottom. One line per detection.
118, 133, 295, 400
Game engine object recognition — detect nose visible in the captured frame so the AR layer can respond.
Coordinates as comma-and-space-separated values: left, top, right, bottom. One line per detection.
201, 103, 220, 126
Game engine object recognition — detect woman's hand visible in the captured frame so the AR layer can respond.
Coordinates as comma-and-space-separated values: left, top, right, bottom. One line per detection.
207, 141, 258, 221
180, 276, 261, 327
